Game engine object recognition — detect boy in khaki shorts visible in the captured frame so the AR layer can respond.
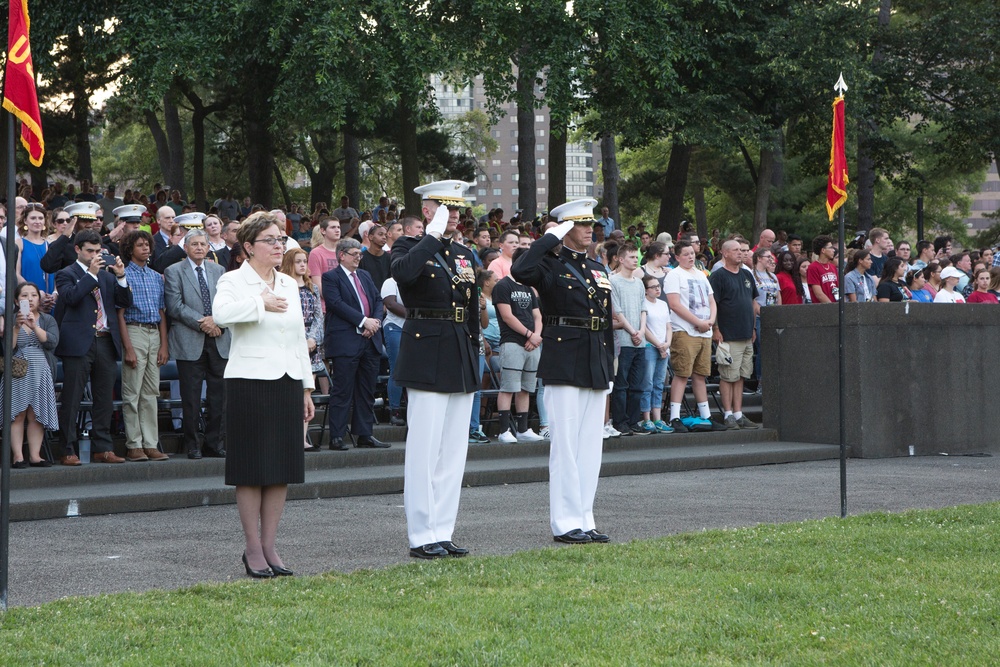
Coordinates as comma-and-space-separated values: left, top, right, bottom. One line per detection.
663, 240, 725, 432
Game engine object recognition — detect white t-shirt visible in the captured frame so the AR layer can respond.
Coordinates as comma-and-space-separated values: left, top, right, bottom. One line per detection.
663, 266, 714, 338
381, 277, 406, 328
644, 297, 671, 346
933, 289, 966, 304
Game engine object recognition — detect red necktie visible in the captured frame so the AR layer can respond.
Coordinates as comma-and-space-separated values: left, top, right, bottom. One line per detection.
93, 286, 107, 331
352, 272, 370, 317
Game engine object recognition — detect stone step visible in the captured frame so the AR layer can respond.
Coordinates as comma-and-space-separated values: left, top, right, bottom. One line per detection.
7, 436, 839, 521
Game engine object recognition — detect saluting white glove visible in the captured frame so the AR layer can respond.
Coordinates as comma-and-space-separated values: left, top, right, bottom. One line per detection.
546, 220, 575, 240
426, 203, 449, 238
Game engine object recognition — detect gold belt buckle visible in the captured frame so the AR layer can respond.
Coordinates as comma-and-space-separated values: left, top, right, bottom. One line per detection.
590, 317, 601, 331
454, 307, 465, 323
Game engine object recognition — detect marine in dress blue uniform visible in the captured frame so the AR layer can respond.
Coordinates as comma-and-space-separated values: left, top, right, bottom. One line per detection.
391, 180, 480, 559
511, 198, 615, 544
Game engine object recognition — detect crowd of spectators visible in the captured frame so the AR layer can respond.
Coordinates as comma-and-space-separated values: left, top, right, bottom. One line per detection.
4, 179, 1000, 468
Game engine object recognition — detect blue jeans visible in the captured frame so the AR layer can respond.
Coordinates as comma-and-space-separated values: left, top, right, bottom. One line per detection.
470, 354, 486, 431
640, 346, 669, 413
611, 346, 647, 428
384, 323, 402, 409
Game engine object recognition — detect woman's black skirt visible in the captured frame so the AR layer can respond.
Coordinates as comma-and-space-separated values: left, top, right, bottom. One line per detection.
225, 375, 305, 486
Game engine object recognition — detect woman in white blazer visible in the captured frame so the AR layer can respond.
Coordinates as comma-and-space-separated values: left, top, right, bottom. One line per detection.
213, 212, 315, 578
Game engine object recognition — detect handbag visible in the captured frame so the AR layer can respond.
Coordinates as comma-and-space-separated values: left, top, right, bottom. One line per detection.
0, 355, 28, 378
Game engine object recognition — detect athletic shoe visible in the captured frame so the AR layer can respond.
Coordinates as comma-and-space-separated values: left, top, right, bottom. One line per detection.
604, 420, 621, 438
723, 414, 740, 430
638, 420, 657, 434
539, 426, 551, 439
614, 423, 635, 436
516, 428, 544, 442
498, 431, 517, 444
736, 415, 761, 429
468, 429, 491, 444
653, 420, 674, 433
669, 418, 689, 433
707, 418, 729, 432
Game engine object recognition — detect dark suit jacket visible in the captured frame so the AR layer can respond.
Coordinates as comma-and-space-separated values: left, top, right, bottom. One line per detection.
389, 234, 480, 393
152, 231, 170, 260
53, 262, 133, 358
323, 266, 384, 357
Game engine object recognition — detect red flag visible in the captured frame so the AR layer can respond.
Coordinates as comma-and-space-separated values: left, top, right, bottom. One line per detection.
826, 95, 847, 221
2, 0, 44, 167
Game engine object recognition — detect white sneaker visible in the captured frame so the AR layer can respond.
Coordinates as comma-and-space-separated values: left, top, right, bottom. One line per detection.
516, 428, 544, 442
498, 431, 517, 444
604, 420, 621, 438
539, 426, 551, 439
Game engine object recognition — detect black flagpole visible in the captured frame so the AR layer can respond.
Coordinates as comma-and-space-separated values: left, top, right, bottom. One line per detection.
837, 206, 847, 519
1, 111, 18, 612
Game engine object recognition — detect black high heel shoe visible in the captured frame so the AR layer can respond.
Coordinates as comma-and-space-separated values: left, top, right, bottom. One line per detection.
265, 561, 294, 577
242, 552, 274, 579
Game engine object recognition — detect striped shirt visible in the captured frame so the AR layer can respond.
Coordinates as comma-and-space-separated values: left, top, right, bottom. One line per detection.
122, 262, 164, 323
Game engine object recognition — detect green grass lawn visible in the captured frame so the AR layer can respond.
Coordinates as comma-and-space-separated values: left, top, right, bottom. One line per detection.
3, 504, 999, 666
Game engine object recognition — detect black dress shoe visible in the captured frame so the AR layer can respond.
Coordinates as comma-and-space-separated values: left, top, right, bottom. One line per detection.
389, 413, 406, 426
12, 460, 28, 469
203, 447, 226, 458
356, 436, 390, 449
187, 449, 203, 460
586, 529, 610, 543
29, 459, 53, 468
265, 561, 294, 576
554, 529, 592, 544
330, 437, 349, 451
409, 543, 448, 559
438, 540, 469, 557
242, 552, 274, 579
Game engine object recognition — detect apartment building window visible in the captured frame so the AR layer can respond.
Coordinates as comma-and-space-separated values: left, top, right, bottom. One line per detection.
535, 114, 544, 122
538, 173, 545, 180
511, 145, 518, 152
493, 174, 502, 181
491, 159, 501, 166
478, 188, 487, 196
537, 143, 545, 152
493, 130, 501, 138
537, 187, 546, 194
510, 116, 517, 123
478, 174, 486, 182
511, 173, 518, 181
493, 188, 502, 196
538, 129, 545, 137
510, 159, 518, 166
512, 188, 519, 196
537, 158, 546, 166
510, 130, 518, 137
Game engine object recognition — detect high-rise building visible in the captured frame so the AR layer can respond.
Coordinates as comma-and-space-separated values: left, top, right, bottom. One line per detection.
431, 73, 603, 214
962, 161, 999, 233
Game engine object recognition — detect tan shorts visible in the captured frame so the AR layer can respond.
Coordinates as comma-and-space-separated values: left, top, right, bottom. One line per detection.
670, 330, 712, 378
717, 339, 754, 382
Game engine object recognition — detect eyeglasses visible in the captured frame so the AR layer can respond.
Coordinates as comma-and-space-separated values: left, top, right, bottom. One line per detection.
254, 236, 288, 246
645, 285, 660, 290
342, 250, 362, 258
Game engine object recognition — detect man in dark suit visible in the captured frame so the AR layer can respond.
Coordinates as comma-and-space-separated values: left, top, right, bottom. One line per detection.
54, 230, 133, 465
152, 205, 177, 260
391, 180, 479, 560
164, 228, 231, 459
322, 238, 388, 451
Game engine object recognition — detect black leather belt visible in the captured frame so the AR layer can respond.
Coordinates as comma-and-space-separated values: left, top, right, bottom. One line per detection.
407, 307, 466, 323
94, 331, 112, 338
543, 315, 608, 331
126, 322, 159, 329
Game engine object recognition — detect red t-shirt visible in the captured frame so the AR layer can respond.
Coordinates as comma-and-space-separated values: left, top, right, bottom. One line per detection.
807, 261, 839, 302
777, 272, 802, 305
967, 291, 999, 304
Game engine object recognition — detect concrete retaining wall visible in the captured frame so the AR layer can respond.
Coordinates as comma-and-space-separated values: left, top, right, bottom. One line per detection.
760, 302, 1000, 457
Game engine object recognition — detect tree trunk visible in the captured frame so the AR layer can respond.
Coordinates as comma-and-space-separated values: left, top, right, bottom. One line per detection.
164, 94, 185, 196
242, 86, 275, 209
274, 160, 292, 210
656, 140, 692, 237
857, 0, 892, 232
310, 130, 339, 211
66, 31, 92, 182
752, 145, 775, 244
600, 132, 619, 227
516, 64, 537, 220
398, 103, 421, 215
693, 182, 708, 243
343, 130, 361, 212
547, 119, 567, 210
144, 109, 172, 185
769, 127, 785, 207
29, 164, 48, 201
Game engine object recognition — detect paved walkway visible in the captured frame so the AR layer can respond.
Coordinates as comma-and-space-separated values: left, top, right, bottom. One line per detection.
7, 455, 1000, 607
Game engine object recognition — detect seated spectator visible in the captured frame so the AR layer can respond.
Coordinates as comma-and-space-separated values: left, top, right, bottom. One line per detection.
492, 249, 544, 443
797, 257, 813, 303
876, 257, 910, 301
639, 275, 673, 433
280, 248, 326, 449
933, 266, 966, 303
844, 249, 875, 303
965, 268, 998, 304
906, 269, 933, 302
775, 251, 803, 304
1, 282, 59, 468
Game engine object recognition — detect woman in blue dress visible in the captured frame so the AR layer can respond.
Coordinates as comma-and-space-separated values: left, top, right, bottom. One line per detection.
2, 282, 59, 467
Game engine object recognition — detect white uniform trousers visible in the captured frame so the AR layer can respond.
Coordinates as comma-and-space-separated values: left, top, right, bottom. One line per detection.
544, 384, 606, 536
404, 389, 475, 547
